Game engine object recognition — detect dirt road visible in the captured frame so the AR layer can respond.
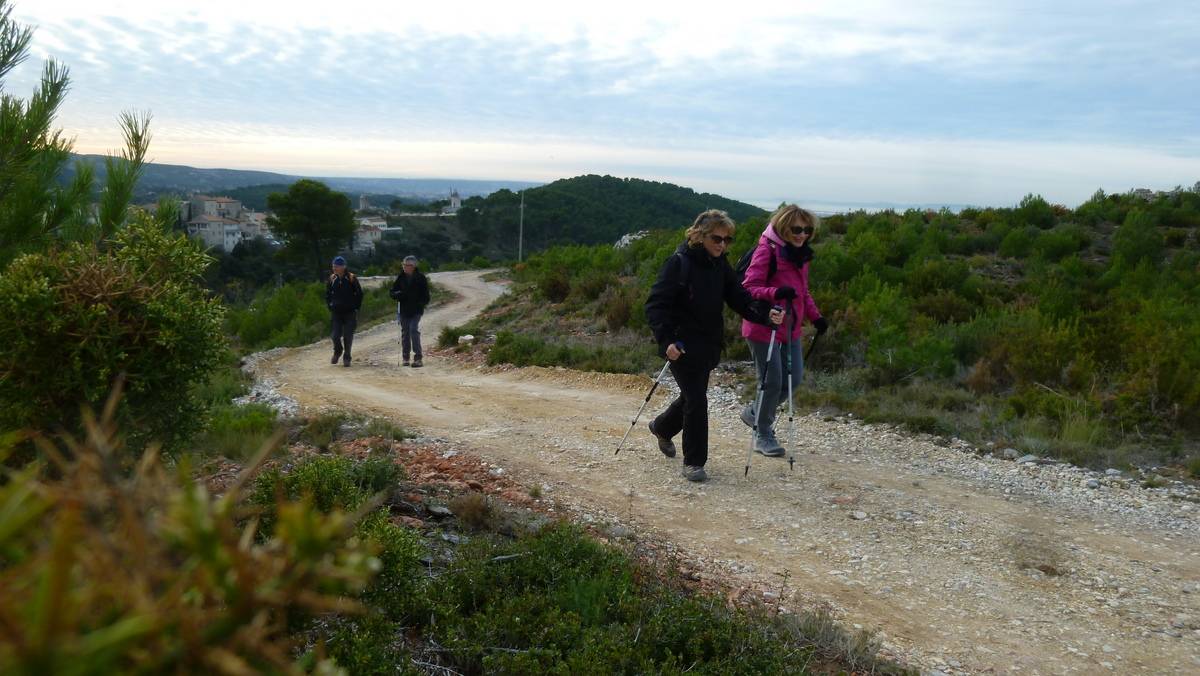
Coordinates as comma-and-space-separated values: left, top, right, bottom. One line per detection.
258, 270, 1200, 674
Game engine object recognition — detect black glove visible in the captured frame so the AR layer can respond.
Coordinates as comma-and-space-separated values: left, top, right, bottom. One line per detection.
813, 317, 829, 335
774, 286, 797, 300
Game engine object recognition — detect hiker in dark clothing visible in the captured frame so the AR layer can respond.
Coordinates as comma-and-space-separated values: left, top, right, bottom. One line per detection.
326, 255, 363, 367
390, 255, 431, 367
645, 210, 783, 482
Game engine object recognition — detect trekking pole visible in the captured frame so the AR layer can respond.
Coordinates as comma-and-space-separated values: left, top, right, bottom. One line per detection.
785, 303, 797, 472
745, 307, 784, 477
805, 332, 821, 361
615, 342, 684, 456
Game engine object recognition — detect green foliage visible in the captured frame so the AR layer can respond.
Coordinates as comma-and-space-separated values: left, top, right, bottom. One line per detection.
225, 279, 394, 352
193, 403, 280, 461
460, 175, 767, 259
438, 321, 483, 348
1112, 209, 1164, 269
0, 411, 376, 674
537, 267, 571, 302
0, 212, 226, 455
266, 179, 356, 280
402, 523, 899, 675
468, 189, 1200, 466
1015, 193, 1056, 229
488, 331, 654, 373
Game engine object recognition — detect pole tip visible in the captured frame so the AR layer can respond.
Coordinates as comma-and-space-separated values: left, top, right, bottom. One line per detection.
743, 466, 749, 477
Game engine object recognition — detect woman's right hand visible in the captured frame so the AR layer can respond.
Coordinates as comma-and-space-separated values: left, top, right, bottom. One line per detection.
666, 343, 683, 361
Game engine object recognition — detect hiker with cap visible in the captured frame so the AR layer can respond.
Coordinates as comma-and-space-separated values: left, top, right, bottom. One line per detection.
390, 255, 431, 367
644, 209, 783, 482
326, 255, 363, 367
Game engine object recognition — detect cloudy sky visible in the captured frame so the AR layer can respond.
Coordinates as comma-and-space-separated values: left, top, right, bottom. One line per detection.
12, 1, 1200, 209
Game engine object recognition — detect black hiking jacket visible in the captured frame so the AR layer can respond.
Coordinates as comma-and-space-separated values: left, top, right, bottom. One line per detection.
326, 271, 363, 315
389, 270, 431, 316
645, 242, 773, 369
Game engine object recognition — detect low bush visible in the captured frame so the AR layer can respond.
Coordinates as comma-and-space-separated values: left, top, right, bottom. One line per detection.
438, 321, 483, 348
0, 410, 376, 674
194, 403, 280, 461
0, 213, 226, 458
537, 268, 571, 302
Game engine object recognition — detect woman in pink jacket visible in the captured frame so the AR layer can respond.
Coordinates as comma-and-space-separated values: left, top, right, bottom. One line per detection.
739, 204, 829, 456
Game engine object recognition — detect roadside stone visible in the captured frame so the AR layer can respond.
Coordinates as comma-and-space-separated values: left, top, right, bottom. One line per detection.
1087, 479, 1101, 489
1016, 454, 1039, 464
1106, 469, 1122, 477
1001, 447, 1020, 460
396, 516, 425, 529
427, 504, 453, 517
851, 511, 869, 521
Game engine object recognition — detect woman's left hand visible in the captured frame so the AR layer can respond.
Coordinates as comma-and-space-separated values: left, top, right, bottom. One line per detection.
769, 308, 785, 325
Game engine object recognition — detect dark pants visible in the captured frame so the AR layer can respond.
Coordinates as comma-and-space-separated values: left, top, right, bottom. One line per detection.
651, 360, 712, 467
331, 311, 357, 361
398, 311, 423, 360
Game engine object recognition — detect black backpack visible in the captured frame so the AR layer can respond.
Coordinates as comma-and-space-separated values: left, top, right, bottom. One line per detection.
733, 241, 777, 283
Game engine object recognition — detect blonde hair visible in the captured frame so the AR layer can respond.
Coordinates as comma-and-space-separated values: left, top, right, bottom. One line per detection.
770, 204, 819, 242
685, 209, 736, 247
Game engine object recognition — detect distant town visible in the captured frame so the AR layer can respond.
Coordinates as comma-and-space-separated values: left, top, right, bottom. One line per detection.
172, 189, 463, 254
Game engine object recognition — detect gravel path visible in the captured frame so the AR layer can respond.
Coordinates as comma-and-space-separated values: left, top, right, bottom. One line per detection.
251, 270, 1200, 675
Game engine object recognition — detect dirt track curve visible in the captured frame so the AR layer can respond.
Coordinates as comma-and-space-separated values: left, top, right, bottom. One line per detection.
258, 270, 1200, 674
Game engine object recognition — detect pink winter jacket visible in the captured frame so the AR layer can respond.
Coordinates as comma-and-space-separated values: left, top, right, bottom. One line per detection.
740, 224, 822, 344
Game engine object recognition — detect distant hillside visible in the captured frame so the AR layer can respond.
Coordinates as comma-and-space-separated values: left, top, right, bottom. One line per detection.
62, 154, 539, 200
457, 174, 768, 258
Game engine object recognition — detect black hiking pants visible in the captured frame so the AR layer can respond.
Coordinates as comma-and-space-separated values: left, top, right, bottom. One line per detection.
331, 311, 357, 362
651, 359, 712, 468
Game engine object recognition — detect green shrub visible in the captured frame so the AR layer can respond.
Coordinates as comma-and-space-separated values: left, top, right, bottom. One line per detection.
438, 321, 482, 348
1112, 209, 1164, 269
573, 269, 615, 300
0, 213, 226, 456
194, 403, 280, 460
1188, 456, 1200, 479
226, 280, 395, 352
301, 412, 347, 450
537, 268, 571, 302
0, 411, 376, 674
600, 286, 635, 331
1015, 194, 1056, 229
999, 226, 1037, 258
913, 290, 974, 324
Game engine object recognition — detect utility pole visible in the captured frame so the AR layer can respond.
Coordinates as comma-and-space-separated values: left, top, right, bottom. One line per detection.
518, 189, 525, 262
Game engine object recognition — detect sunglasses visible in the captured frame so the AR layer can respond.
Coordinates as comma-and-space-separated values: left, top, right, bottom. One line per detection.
790, 225, 815, 236
708, 234, 735, 245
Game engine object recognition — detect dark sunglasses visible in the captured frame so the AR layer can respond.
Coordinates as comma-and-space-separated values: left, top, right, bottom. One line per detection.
790, 225, 815, 236
708, 234, 735, 245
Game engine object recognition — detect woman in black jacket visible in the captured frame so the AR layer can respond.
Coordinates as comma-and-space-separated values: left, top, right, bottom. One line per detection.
645, 210, 783, 482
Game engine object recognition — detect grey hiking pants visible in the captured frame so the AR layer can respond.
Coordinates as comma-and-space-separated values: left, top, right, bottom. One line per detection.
331, 311, 357, 361
398, 311, 423, 360
747, 336, 803, 431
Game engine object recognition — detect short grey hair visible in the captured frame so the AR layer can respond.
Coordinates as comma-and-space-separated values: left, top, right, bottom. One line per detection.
403, 256, 418, 265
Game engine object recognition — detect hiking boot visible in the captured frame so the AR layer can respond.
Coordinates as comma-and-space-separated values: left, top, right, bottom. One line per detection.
754, 429, 785, 457
647, 420, 676, 458
740, 403, 756, 429
411, 358, 423, 368
402, 358, 410, 367
331, 352, 341, 365
681, 465, 707, 482
343, 357, 351, 367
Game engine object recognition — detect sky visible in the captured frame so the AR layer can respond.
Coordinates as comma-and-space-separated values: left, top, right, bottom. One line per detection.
11, 0, 1200, 209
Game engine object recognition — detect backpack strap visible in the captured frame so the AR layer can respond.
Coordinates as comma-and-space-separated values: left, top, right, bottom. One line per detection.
673, 252, 692, 297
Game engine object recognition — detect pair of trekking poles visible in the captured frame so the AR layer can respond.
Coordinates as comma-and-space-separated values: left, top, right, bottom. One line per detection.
614, 302, 819, 477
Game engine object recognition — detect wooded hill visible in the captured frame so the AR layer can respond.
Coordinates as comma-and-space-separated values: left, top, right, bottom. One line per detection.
455, 174, 767, 259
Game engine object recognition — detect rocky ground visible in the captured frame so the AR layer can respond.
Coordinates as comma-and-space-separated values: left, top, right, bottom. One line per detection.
244, 270, 1200, 675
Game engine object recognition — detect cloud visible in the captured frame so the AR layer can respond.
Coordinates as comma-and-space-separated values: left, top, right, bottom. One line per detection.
10, 1, 1200, 207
